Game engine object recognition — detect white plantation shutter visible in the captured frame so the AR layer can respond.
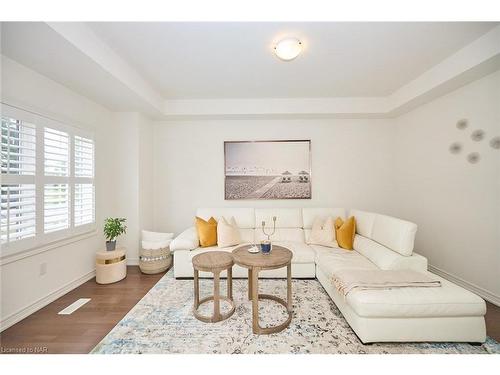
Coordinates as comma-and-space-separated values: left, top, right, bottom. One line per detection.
1, 116, 36, 175
74, 136, 94, 178
44, 184, 70, 233
74, 184, 94, 226
1, 104, 96, 253
1, 184, 36, 243
44, 127, 69, 177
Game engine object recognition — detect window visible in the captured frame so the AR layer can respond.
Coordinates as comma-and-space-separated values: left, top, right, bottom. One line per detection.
1, 184, 36, 243
74, 136, 94, 178
44, 183, 70, 233
44, 128, 69, 177
74, 183, 94, 226
1, 111, 37, 246
1, 116, 36, 175
1, 104, 95, 254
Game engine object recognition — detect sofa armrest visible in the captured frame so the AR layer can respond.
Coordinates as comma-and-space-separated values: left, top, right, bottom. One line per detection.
170, 227, 199, 252
388, 252, 428, 272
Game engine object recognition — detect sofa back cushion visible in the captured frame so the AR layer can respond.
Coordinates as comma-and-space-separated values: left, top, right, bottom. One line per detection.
371, 214, 417, 256
353, 235, 402, 269
240, 228, 255, 243
196, 208, 255, 229
254, 228, 305, 243
255, 208, 302, 228
349, 209, 417, 256
302, 207, 346, 229
353, 235, 427, 271
349, 209, 376, 237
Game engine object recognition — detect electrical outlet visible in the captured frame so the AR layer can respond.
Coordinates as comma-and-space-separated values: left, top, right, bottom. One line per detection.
39, 262, 47, 276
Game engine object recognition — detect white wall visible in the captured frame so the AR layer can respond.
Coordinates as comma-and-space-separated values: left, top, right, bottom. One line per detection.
106, 112, 154, 263
139, 117, 154, 233
394, 70, 500, 302
152, 119, 397, 234
0, 57, 151, 329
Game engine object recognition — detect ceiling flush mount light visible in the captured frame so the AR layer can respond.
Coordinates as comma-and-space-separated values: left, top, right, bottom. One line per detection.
274, 38, 302, 61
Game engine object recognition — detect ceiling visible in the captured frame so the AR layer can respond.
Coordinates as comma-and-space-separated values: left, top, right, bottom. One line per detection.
1, 22, 161, 113
87, 22, 496, 99
1, 22, 499, 118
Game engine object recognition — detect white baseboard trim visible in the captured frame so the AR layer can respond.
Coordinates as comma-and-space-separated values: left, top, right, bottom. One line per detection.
0, 270, 96, 332
429, 264, 500, 307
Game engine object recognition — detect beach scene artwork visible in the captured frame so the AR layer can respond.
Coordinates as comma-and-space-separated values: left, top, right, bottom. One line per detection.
224, 140, 311, 200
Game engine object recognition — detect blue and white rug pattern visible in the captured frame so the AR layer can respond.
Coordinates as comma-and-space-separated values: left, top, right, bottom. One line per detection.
92, 270, 499, 354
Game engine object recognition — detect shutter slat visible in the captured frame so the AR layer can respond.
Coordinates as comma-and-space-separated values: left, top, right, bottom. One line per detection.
44, 127, 69, 177
74, 136, 94, 178
1, 116, 36, 176
75, 183, 94, 226
0, 184, 36, 243
44, 184, 69, 233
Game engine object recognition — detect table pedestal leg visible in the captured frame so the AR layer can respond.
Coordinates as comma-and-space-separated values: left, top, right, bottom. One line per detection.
251, 267, 260, 334
213, 271, 221, 321
250, 263, 293, 335
248, 268, 253, 300
192, 265, 235, 323
193, 269, 199, 309
287, 263, 292, 312
227, 267, 233, 299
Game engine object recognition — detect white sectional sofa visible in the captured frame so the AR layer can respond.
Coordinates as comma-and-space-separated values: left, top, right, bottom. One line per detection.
170, 207, 487, 343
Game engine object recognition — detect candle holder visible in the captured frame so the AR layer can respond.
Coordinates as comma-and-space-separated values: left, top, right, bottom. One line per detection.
261, 216, 276, 255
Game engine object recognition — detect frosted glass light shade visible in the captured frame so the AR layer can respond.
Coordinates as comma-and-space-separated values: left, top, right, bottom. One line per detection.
274, 38, 302, 61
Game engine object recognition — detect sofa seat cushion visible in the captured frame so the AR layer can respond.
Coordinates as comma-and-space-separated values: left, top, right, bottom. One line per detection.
344, 275, 486, 318
272, 241, 315, 264
314, 245, 378, 277
310, 244, 349, 260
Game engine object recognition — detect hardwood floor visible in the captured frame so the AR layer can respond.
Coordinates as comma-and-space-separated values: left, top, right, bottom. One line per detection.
0, 266, 165, 354
485, 302, 500, 342
1, 267, 499, 354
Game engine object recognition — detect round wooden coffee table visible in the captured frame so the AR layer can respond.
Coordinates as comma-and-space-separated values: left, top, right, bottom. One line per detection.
232, 245, 293, 334
192, 251, 235, 323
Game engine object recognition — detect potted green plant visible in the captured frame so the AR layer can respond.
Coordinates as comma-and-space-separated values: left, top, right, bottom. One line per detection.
104, 217, 127, 251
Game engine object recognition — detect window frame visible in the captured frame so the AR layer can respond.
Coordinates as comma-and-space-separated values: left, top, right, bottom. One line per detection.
1, 104, 96, 258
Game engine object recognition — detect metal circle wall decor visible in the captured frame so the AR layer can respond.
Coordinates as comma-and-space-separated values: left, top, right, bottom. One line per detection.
470, 129, 485, 142
449, 142, 462, 154
490, 136, 500, 150
466, 152, 480, 164
449, 119, 498, 165
456, 119, 468, 130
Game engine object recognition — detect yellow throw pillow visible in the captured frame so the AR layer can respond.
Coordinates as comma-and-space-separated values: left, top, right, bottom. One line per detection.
195, 216, 218, 247
335, 216, 356, 250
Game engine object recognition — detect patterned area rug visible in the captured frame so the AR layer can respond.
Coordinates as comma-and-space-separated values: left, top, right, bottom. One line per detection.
92, 270, 499, 354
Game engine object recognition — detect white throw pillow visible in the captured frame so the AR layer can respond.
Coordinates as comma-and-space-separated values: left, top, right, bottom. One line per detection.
307, 216, 337, 248
217, 216, 241, 248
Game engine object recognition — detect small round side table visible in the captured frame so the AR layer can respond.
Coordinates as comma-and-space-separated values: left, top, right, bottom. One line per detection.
192, 251, 235, 323
232, 245, 293, 334
95, 248, 127, 284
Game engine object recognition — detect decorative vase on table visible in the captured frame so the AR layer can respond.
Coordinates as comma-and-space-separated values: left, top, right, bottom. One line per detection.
260, 216, 277, 255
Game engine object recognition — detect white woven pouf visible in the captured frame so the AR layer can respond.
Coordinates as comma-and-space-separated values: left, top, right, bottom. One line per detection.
139, 230, 174, 274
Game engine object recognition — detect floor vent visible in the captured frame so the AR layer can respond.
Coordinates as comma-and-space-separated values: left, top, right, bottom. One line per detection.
58, 298, 91, 315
